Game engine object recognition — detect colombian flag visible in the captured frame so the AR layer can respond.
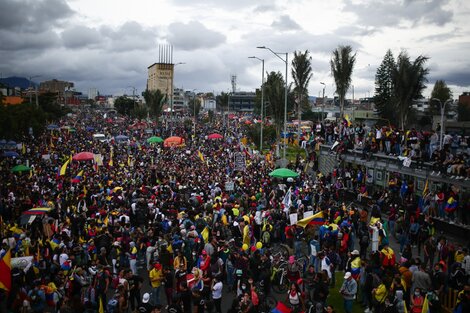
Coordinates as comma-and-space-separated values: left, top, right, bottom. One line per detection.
0, 250, 12, 291
445, 196, 458, 213
59, 156, 71, 176
71, 170, 84, 183
197, 150, 205, 163
297, 211, 325, 228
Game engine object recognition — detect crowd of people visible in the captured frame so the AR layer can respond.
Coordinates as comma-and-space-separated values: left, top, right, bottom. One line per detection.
0, 109, 469, 313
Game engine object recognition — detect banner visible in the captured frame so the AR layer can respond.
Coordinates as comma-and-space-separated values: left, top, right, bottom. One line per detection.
11, 256, 33, 270
234, 152, 246, 171
289, 213, 298, 225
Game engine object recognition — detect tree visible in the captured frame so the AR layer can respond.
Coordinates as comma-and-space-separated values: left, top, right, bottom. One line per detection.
216, 92, 229, 111
143, 89, 166, 121
375, 49, 397, 121
263, 71, 292, 141
291, 50, 313, 116
430, 80, 452, 114
392, 51, 429, 129
188, 96, 202, 117
330, 45, 356, 118
114, 96, 135, 116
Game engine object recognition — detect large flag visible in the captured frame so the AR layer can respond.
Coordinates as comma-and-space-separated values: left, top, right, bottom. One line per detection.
197, 150, 205, 163
282, 188, 292, 209
0, 250, 12, 291
59, 156, 71, 176
445, 196, 458, 213
344, 114, 352, 127
201, 226, 209, 243
108, 149, 114, 167
297, 211, 325, 228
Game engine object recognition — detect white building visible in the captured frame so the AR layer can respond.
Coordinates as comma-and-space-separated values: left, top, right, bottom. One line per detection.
88, 88, 98, 100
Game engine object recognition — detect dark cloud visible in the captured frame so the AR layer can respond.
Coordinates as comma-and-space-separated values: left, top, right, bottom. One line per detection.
271, 15, 301, 31
0, 30, 60, 51
100, 22, 158, 51
430, 70, 470, 87
0, 0, 74, 33
167, 21, 226, 51
343, 0, 453, 28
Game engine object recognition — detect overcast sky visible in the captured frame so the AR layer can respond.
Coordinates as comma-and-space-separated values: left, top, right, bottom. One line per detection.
1, 0, 469, 99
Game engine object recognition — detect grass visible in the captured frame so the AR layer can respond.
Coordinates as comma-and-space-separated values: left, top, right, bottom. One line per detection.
326, 273, 365, 313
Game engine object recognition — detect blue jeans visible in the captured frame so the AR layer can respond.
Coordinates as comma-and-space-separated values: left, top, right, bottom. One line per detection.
152, 286, 162, 306
344, 299, 354, 313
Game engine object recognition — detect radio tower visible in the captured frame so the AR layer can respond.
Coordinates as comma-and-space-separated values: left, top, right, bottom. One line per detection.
231, 75, 237, 93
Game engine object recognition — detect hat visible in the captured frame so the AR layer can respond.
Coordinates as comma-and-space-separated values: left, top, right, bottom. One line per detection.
202, 250, 207, 255
351, 250, 359, 255
344, 272, 352, 279
154, 263, 162, 270
289, 256, 295, 264
142, 293, 150, 304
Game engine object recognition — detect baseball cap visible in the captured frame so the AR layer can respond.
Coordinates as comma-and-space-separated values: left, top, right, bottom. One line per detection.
142, 293, 150, 303
344, 272, 352, 279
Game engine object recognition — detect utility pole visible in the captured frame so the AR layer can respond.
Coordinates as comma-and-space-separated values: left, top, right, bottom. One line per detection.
320, 82, 326, 122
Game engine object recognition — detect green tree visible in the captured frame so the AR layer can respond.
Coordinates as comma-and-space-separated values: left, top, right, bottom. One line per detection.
430, 80, 452, 114
263, 71, 292, 140
291, 50, 313, 115
374, 49, 397, 121
216, 92, 229, 111
188, 96, 202, 117
143, 89, 166, 121
114, 96, 135, 115
330, 45, 356, 118
392, 51, 429, 129
457, 102, 470, 121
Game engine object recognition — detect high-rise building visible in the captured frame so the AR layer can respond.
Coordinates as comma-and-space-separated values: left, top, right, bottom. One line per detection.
88, 88, 98, 100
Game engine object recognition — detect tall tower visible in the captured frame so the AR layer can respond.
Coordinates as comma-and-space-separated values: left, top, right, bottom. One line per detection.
231, 75, 237, 93
147, 45, 174, 97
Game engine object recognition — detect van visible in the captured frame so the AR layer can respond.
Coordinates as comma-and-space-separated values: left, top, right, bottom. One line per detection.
92, 133, 107, 142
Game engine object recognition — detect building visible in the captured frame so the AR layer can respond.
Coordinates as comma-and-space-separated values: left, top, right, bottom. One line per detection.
147, 63, 174, 96
39, 79, 73, 93
459, 92, 470, 106
228, 92, 256, 112
88, 88, 98, 100
202, 97, 216, 111
172, 88, 187, 112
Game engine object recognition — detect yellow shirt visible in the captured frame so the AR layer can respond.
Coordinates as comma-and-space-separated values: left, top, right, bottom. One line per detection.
149, 268, 164, 288
374, 284, 388, 303
243, 225, 250, 246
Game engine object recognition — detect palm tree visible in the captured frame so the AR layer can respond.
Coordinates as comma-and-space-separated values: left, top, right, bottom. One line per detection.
330, 45, 356, 118
264, 71, 289, 141
143, 89, 167, 122
392, 51, 429, 130
291, 50, 313, 117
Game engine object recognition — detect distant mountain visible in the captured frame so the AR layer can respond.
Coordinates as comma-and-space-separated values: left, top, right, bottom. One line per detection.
0, 76, 37, 89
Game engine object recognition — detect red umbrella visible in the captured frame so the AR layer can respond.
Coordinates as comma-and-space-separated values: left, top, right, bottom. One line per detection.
72, 151, 95, 161
164, 136, 185, 147
208, 133, 223, 140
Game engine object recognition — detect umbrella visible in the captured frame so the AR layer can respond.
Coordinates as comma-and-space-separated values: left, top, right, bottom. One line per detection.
147, 136, 164, 144
7, 140, 17, 146
268, 168, 299, 178
86, 126, 95, 131
2, 151, 19, 158
208, 133, 223, 140
11, 164, 32, 172
164, 136, 184, 147
47, 124, 59, 130
23, 207, 53, 215
72, 151, 95, 161
115, 135, 129, 141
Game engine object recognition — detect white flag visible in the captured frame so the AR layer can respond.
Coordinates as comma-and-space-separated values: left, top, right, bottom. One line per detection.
282, 187, 292, 209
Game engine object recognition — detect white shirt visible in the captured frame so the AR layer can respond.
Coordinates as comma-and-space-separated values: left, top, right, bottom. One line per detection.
212, 281, 223, 299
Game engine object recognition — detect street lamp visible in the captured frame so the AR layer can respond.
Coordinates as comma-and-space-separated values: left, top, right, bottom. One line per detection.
320, 82, 326, 122
29, 75, 40, 106
432, 98, 453, 149
192, 88, 197, 136
249, 56, 265, 153
170, 62, 186, 135
257, 46, 288, 160
127, 86, 137, 109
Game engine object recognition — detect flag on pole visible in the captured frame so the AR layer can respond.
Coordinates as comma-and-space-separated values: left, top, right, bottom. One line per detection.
197, 150, 205, 163
59, 157, 71, 176
108, 149, 114, 167
0, 250, 12, 291
282, 188, 292, 209
71, 170, 84, 183
201, 226, 209, 243
344, 114, 352, 127
422, 179, 429, 197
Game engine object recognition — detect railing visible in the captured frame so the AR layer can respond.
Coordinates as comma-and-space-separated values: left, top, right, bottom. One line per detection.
441, 288, 459, 313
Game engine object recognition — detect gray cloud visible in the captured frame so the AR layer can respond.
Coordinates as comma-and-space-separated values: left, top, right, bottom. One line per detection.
61, 26, 102, 49
167, 21, 226, 51
0, 30, 61, 51
271, 15, 301, 31
0, 0, 74, 33
254, 4, 278, 13
344, 0, 453, 28
100, 22, 158, 51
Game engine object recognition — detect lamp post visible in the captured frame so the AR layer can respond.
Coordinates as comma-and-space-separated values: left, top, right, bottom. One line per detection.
170, 62, 185, 135
257, 46, 288, 160
29, 75, 40, 105
127, 86, 137, 109
249, 56, 265, 153
320, 82, 326, 122
192, 88, 197, 136
432, 98, 453, 149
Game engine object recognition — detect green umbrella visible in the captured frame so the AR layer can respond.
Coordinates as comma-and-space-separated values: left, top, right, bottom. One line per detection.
268, 168, 299, 178
147, 136, 164, 144
11, 164, 32, 173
